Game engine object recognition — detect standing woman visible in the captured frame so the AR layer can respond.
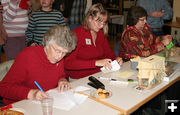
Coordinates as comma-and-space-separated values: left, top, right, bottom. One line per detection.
1, 0, 29, 61
64, 3, 123, 80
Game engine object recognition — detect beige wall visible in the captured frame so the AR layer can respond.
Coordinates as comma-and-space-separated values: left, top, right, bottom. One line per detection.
171, 0, 180, 43
173, 0, 180, 21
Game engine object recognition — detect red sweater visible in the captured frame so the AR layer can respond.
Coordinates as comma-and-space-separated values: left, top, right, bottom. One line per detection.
64, 26, 117, 79
0, 46, 66, 105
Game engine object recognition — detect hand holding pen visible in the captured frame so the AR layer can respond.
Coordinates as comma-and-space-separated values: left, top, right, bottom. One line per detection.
27, 81, 48, 101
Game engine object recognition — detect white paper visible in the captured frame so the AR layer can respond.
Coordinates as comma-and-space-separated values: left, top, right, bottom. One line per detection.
33, 86, 89, 111
100, 60, 121, 73
109, 80, 129, 86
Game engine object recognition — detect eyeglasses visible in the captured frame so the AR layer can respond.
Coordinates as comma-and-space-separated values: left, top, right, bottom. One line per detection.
138, 18, 147, 22
95, 19, 107, 26
51, 45, 67, 56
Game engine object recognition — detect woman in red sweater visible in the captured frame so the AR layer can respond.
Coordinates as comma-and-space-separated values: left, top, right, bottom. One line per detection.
0, 25, 77, 105
64, 3, 123, 79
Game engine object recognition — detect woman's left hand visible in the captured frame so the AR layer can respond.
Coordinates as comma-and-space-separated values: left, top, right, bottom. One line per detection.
116, 57, 123, 65
56, 78, 71, 93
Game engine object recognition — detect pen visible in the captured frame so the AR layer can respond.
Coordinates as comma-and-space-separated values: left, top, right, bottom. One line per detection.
98, 77, 117, 81
34, 81, 45, 93
127, 79, 137, 82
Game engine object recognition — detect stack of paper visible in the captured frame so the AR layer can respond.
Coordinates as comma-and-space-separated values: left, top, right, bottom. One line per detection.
100, 60, 121, 73
33, 86, 89, 111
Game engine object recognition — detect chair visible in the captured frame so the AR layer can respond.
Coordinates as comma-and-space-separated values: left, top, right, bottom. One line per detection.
0, 60, 14, 107
0, 60, 14, 81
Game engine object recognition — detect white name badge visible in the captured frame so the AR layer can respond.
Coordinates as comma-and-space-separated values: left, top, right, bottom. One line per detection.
85, 38, 91, 45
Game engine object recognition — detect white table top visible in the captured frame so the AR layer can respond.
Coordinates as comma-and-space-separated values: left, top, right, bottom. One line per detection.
12, 56, 180, 115
13, 98, 120, 115
70, 61, 180, 114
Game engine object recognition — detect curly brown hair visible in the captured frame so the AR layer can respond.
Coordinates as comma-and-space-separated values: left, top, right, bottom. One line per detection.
126, 6, 147, 26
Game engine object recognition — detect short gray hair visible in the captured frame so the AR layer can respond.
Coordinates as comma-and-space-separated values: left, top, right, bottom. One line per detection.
42, 25, 77, 53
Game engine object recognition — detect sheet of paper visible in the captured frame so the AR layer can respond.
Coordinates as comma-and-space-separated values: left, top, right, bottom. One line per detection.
116, 71, 134, 79
100, 60, 121, 73
33, 86, 89, 111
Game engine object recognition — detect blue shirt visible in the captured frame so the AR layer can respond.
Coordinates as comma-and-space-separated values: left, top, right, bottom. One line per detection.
136, 0, 173, 29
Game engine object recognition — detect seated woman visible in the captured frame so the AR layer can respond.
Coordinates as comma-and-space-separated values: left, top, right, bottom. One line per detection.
119, 6, 172, 61
64, 3, 123, 80
0, 25, 77, 105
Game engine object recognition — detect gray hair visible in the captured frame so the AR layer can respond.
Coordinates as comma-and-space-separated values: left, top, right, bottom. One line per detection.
42, 25, 77, 53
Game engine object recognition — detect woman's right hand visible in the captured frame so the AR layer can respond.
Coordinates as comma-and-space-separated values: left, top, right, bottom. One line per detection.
95, 59, 112, 70
28, 89, 48, 101
162, 35, 172, 46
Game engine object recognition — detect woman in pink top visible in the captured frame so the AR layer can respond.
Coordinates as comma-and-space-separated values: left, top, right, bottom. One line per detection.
1, 0, 29, 61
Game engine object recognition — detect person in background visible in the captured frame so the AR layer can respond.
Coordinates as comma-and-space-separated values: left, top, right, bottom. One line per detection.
64, 3, 123, 80
136, 0, 173, 36
119, 6, 172, 61
1, 0, 29, 61
52, 0, 74, 23
27, 0, 41, 17
0, 4, 7, 63
68, 0, 87, 30
0, 25, 77, 105
25, 0, 66, 46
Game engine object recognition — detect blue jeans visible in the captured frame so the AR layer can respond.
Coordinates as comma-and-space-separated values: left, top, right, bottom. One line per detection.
114, 40, 121, 56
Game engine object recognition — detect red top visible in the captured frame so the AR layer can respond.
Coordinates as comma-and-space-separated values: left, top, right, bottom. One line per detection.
64, 26, 117, 79
0, 46, 66, 105
119, 24, 164, 60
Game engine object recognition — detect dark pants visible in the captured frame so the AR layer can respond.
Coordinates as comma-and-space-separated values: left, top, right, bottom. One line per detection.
0, 97, 4, 107
3, 36, 26, 61
68, 24, 81, 31
152, 29, 164, 36
0, 45, 2, 63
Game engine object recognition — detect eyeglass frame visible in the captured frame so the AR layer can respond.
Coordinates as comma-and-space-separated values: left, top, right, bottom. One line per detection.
51, 45, 68, 57
95, 18, 107, 26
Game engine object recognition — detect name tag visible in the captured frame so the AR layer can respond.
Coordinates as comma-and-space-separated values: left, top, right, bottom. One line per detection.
85, 38, 91, 45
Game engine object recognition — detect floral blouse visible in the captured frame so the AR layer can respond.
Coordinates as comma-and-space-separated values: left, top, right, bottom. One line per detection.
119, 24, 164, 60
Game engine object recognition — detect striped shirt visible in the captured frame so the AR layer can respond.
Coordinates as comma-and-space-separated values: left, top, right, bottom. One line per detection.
25, 9, 66, 45
1, 0, 29, 37
69, 0, 87, 24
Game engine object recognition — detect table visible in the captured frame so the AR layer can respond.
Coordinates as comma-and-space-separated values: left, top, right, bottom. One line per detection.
159, 47, 180, 63
13, 97, 121, 115
12, 57, 180, 115
70, 61, 180, 115
164, 22, 180, 28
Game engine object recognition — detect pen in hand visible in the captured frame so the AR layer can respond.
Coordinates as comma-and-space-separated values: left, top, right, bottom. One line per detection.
34, 81, 45, 93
